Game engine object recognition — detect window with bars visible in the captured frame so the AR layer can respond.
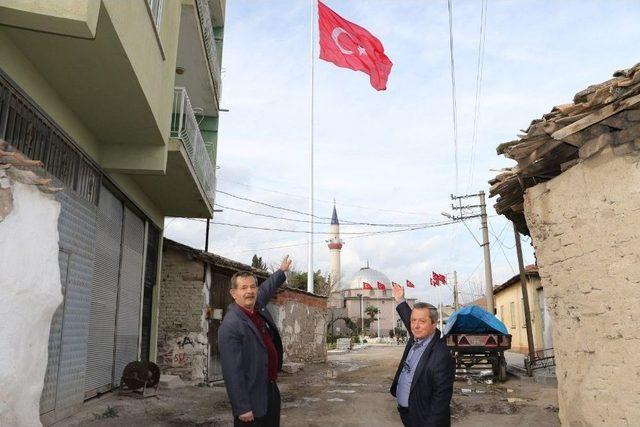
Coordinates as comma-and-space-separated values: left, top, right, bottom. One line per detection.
0, 70, 100, 204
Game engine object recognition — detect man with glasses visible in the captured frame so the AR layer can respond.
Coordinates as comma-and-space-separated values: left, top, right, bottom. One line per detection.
390, 284, 455, 427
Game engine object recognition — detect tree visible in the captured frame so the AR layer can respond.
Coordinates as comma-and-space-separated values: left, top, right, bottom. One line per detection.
251, 254, 267, 270
365, 305, 379, 324
287, 269, 331, 295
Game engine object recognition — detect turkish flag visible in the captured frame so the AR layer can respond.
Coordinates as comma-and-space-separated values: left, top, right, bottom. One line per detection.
318, 1, 393, 90
438, 273, 447, 285
363, 282, 373, 290
406, 280, 415, 288
377, 281, 386, 291
431, 272, 440, 287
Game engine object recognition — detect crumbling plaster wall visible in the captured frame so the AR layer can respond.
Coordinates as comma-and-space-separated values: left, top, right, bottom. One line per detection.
157, 248, 209, 381
268, 291, 327, 364
524, 146, 640, 425
0, 179, 62, 426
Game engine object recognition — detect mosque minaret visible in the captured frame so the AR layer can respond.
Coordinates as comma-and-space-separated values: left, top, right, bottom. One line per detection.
326, 204, 416, 337
327, 202, 343, 289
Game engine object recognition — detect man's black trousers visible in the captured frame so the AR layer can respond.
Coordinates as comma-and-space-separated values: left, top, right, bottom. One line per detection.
234, 381, 281, 427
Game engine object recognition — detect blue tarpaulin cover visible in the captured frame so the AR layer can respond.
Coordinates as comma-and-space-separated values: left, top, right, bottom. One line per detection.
444, 305, 509, 335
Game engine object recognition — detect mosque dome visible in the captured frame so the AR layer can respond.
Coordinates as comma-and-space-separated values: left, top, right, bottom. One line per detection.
342, 265, 391, 291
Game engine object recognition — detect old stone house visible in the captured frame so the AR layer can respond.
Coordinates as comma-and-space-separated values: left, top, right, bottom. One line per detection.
490, 62, 640, 425
157, 239, 328, 382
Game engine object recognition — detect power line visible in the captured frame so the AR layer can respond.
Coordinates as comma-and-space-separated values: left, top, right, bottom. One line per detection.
219, 220, 456, 255
489, 220, 516, 275
467, 0, 488, 191
217, 177, 431, 217
210, 221, 453, 235
216, 190, 441, 227
447, 0, 459, 193
185, 217, 455, 235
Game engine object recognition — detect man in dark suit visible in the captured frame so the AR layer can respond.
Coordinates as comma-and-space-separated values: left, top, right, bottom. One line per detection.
390, 283, 455, 427
218, 255, 292, 426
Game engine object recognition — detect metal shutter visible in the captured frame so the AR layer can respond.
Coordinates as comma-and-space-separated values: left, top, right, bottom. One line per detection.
113, 207, 145, 385
39, 250, 70, 414
42, 188, 97, 416
84, 186, 123, 396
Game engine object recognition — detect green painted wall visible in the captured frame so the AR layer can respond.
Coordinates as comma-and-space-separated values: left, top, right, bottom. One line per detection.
199, 115, 218, 167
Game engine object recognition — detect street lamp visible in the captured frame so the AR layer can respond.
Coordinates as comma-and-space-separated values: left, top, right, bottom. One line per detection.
356, 293, 364, 336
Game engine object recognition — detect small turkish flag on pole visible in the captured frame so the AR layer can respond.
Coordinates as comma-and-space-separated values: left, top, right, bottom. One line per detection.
406, 280, 415, 288
431, 272, 440, 287
363, 282, 373, 290
377, 281, 387, 291
318, 1, 393, 90
438, 273, 447, 285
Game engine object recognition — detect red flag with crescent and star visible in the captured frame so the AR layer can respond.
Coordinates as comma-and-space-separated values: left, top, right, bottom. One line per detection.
363, 282, 373, 290
377, 281, 387, 291
406, 280, 415, 288
318, 1, 393, 90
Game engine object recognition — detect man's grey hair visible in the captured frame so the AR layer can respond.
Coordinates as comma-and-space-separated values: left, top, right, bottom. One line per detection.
413, 302, 439, 324
230, 271, 257, 289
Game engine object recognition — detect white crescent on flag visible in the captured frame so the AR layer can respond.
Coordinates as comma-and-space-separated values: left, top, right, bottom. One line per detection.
331, 27, 353, 55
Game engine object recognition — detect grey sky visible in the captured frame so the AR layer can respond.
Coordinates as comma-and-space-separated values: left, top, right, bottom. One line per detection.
165, 0, 640, 304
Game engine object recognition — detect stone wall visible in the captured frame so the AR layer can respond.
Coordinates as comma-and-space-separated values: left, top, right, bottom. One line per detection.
157, 247, 209, 381
0, 179, 62, 426
524, 146, 640, 425
268, 289, 328, 364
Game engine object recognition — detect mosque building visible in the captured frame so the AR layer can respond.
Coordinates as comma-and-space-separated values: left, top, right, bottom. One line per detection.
326, 204, 416, 337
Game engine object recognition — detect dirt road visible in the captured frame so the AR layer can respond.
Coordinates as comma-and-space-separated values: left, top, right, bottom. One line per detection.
60, 345, 559, 426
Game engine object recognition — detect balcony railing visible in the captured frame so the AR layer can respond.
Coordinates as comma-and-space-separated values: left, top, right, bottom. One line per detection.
195, 0, 222, 107
171, 87, 216, 209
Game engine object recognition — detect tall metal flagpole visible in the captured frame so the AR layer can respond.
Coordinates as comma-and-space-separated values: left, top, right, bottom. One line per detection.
307, 0, 315, 294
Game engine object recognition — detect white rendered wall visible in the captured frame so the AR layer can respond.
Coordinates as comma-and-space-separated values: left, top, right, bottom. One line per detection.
0, 180, 62, 426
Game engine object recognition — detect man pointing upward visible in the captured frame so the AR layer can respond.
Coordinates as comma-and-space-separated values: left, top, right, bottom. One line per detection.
390, 283, 455, 427
219, 255, 292, 426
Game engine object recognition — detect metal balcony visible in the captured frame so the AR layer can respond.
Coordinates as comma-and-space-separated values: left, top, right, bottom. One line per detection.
171, 87, 216, 208
195, 0, 222, 107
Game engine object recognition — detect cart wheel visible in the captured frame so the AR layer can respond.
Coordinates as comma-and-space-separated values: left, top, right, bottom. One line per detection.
498, 356, 508, 382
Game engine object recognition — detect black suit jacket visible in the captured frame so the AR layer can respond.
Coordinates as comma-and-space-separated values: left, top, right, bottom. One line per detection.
218, 270, 285, 417
390, 301, 455, 427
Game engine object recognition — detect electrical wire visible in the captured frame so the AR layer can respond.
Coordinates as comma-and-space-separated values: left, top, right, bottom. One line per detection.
217, 177, 431, 217
208, 220, 454, 235
216, 191, 441, 227
467, 0, 488, 191
447, 0, 459, 193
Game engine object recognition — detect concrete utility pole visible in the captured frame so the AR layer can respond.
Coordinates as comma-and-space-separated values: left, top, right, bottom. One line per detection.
514, 223, 536, 375
447, 192, 495, 314
453, 270, 459, 310
479, 191, 495, 315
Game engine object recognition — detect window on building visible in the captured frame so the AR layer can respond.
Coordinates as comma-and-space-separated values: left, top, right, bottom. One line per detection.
521, 298, 527, 328
148, 0, 163, 29
500, 305, 505, 323
510, 301, 516, 328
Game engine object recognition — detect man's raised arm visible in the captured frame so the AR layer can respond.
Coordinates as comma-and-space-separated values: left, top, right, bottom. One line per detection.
256, 255, 292, 307
392, 283, 412, 332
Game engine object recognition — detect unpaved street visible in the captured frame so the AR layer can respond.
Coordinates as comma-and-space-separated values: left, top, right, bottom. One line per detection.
60, 346, 559, 426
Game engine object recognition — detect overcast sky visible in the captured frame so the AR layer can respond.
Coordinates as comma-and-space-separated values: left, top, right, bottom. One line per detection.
165, 0, 640, 305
